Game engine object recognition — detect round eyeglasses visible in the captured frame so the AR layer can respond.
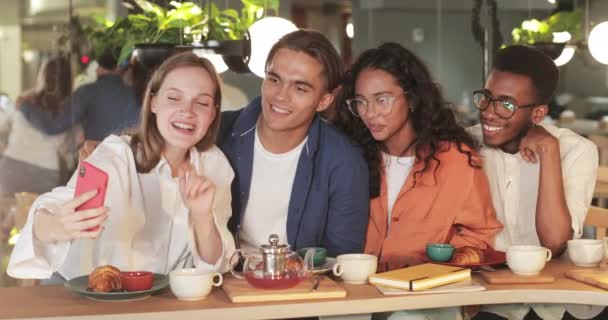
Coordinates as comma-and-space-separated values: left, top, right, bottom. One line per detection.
473, 90, 538, 120
346, 92, 407, 117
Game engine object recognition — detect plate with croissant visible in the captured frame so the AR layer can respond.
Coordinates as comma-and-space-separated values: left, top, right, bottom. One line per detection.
65, 265, 169, 301
422, 246, 506, 268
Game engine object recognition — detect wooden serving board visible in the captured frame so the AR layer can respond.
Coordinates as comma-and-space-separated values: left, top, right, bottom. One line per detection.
565, 270, 608, 290
222, 276, 347, 303
480, 269, 555, 284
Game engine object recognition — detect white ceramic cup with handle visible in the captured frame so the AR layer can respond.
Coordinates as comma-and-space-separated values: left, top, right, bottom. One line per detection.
332, 254, 377, 284
506, 245, 552, 276
567, 239, 605, 267
169, 268, 223, 301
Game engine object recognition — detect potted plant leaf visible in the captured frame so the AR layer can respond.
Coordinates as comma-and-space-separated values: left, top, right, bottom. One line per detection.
511, 9, 583, 59
83, 14, 130, 65
83, 0, 281, 72
117, 0, 207, 69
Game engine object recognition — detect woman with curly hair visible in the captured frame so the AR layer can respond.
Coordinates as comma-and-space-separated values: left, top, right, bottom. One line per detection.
335, 43, 502, 274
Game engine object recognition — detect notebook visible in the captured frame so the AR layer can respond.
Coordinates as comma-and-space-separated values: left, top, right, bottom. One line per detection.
565, 270, 608, 290
375, 280, 485, 295
368, 263, 471, 292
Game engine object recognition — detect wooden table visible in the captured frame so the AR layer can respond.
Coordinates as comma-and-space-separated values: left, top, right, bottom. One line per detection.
0, 260, 606, 320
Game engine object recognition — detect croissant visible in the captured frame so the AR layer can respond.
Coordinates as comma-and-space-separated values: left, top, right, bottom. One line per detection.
88, 265, 122, 292
451, 246, 485, 265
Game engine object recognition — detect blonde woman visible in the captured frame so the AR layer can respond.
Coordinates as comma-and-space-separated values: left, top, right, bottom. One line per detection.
8, 52, 235, 281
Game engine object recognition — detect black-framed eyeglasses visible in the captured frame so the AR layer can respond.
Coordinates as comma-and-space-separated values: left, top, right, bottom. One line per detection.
473, 90, 538, 120
346, 91, 407, 118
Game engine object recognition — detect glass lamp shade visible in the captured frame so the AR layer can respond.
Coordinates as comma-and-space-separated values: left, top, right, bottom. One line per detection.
247, 17, 298, 78
589, 21, 608, 65
192, 50, 229, 73
554, 45, 575, 67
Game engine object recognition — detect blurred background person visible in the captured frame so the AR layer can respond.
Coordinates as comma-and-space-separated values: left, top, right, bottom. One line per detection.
20, 50, 140, 142
0, 56, 77, 197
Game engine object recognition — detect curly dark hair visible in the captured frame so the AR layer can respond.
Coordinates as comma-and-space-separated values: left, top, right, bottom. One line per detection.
334, 42, 479, 198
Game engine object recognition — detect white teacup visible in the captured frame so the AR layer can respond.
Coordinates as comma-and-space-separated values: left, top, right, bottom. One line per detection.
567, 239, 605, 267
169, 268, 223, 301
332, 254, 377, 284
506, 245, 552, 276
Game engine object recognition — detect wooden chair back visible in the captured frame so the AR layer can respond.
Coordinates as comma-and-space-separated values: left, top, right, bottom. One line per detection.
585, 206, 608, 240
13, 192, 40, 287
589, 135, 608, 166
14, 192, 38, 230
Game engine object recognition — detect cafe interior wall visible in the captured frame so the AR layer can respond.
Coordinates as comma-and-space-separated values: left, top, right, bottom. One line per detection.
0, 0, 22, 100
351, 0, 608, 122
555, 0, 608, 118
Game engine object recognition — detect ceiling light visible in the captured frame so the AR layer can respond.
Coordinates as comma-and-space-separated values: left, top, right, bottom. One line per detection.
193, 49, 229, 73
589, 21, 608, 64
247, 17, 298, 78
554, 45, 575, 67
346, 22, 354, 39
552, 31, 572, 43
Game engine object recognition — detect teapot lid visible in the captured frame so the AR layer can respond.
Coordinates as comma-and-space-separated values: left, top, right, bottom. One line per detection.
260, 234, 290, 254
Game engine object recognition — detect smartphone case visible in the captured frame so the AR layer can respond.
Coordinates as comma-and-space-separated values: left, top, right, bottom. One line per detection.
74, 161, 108, 231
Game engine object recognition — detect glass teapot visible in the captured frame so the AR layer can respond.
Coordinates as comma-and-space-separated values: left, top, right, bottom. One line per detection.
230, 234, 314, 289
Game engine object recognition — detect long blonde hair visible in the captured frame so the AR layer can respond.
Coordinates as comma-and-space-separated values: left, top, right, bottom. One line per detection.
130, 52, 222, 173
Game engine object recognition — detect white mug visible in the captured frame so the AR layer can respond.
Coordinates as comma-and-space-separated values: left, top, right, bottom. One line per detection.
332, 254, 377, 284
506, 245, 552, 276
169, 268, 223, 301
567, 239, 605, 267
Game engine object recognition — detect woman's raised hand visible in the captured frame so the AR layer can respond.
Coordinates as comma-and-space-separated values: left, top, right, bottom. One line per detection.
33, 190, 109, 243
177, 163, 216, 224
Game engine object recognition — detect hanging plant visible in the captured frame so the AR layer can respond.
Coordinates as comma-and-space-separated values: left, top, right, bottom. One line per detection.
80, 0, 281, 66
511, 9, 583, 59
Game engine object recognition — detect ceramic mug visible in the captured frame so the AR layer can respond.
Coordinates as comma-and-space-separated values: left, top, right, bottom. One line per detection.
332, 254, 377, 284
567, 239, 605, 267
169, 268, 223, 301
506, 245, 552, 276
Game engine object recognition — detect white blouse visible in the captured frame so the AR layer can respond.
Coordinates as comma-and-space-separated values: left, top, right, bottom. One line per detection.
8, 135, 236, 280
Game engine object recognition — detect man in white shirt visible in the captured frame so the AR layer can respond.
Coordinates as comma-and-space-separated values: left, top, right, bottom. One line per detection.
469, 46, 600, 320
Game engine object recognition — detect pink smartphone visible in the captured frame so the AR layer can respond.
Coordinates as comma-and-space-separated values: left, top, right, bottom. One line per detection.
74, 161, 108, 232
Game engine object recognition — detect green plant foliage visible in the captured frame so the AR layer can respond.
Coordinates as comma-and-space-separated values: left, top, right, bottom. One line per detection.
83, 0, 281, 65
83, 15, 131, 63
511, 9, 583, 45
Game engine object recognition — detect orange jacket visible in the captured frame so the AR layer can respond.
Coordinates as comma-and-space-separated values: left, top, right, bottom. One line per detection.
364, 143, 503, 272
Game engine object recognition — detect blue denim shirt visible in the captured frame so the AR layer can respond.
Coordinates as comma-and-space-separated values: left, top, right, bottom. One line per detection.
218, 97, 370, 257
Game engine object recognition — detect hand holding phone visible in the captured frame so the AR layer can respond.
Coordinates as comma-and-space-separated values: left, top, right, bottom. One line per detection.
74, 161, 108, 232
33, 191, 108, 243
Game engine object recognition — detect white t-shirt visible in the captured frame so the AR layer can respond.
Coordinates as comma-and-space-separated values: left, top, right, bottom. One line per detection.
239, 128, 307, 250
383, 152, 414, 228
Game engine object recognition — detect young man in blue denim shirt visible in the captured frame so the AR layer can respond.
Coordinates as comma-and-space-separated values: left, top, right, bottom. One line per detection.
218, 30, 369, 257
